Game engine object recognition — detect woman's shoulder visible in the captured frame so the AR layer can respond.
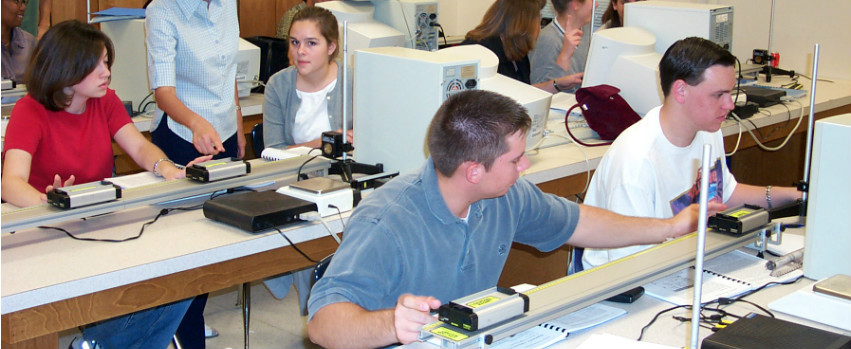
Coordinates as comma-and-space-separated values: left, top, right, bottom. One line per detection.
11, 94, 47, 116
268, 65, 299, 84
93, 89, 123, 108
12, 27, 36, 46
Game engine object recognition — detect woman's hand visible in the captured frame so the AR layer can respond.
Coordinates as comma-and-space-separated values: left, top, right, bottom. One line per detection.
555, 72, 584, 92
160, 155, 214, 181
42, 174, 76, 202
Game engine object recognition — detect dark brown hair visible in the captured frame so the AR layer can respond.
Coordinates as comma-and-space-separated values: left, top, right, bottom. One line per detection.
25, 20, 115, 111
427, 90, 531, 177
601, 0, 622, 28
659, 37, 736, 97
465, 0, 545, 62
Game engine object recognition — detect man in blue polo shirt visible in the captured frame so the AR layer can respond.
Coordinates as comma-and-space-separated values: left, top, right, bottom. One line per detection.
306, 89, 724, 349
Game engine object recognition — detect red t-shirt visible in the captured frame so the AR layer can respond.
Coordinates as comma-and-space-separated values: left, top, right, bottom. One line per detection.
3, 89, 132, 192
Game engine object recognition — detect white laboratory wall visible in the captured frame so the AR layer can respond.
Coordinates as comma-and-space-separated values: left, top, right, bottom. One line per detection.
435, 0, 495, 40
674, 0, 851, 81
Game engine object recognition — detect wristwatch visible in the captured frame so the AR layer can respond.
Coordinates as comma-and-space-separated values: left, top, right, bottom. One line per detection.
552, 79, 562, 92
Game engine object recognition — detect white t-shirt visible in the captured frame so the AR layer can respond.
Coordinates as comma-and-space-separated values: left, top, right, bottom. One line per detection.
292, 79, 337, 144
581, 106, 737, 270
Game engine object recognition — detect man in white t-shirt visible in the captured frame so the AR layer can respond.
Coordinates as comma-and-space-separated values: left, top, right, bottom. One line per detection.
580, 37, 802, 271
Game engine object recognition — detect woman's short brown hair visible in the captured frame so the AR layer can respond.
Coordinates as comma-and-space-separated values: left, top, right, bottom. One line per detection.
25, 20, 115, 111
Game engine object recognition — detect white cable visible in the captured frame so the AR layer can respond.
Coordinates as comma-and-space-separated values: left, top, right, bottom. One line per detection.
299, 211, 342, 244
725, 115, 743, 156
729, 100, 804, 152
549, 133, 593, 198
318, 217, 341, 245
526, 127, 593, 199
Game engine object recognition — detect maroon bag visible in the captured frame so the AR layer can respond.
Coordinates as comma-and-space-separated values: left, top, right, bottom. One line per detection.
565, 84, 642, 147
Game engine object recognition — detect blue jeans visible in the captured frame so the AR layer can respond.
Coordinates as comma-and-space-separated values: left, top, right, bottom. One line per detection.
81, 298, 192, 349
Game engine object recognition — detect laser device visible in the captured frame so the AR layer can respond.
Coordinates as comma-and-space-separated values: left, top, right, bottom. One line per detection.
438, 287, 529, 332
708, 204, 770, 235
46, 181, 122, 209
186, 158, 251, 182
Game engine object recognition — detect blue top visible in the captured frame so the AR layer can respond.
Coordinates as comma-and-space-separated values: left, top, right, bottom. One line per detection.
307, 158, 580, 319
145, 0, 240, 143
1, 27, 36, 84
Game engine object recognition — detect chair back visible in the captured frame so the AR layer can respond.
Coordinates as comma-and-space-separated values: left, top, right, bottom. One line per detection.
313, 253, 334, 285
251, 122, 264, 155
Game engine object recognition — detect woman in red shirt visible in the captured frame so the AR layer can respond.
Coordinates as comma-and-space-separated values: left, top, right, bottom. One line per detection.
1, 20, 208, 208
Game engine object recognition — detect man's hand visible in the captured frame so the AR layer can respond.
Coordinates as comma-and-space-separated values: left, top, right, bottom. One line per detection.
334, 129, 354, 143
394, 294, 442, 344
669, 202, 727, 240
189, 118, 224, 155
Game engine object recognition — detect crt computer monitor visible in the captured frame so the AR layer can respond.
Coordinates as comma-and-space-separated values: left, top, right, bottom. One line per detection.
438, 44, 552, 151
581, 26, 663, 116
317, 1, 406, 63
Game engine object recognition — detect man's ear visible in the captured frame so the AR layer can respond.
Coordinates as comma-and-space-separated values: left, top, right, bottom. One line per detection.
672, 79, 688, 104
464, 162, 483, 184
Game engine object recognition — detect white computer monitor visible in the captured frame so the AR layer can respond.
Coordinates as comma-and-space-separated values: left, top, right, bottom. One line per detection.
372, 0, 440, 51
803, 114, 851, 280
318, 1, 406, 62
236, 38, 260, 98
624, 1, 733, 54
353, 46, 479, 174
438, 44, 551, 150
581, 26, 663, 116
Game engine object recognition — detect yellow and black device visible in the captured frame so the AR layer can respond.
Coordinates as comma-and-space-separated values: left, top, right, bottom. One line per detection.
438, 286, 529, 332
186, 158, 251, 182
708, 204, 770, 235
46, 181, 122, 209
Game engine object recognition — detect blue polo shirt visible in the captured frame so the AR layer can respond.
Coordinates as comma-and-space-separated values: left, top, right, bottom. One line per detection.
307, 158, 580, 319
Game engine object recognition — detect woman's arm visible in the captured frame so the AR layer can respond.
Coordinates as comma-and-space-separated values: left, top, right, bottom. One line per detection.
0, 149, 72, 206
556, 28, 582, 72
36, 0, 52, 39
533, 73, 584, 93
112, 123, 209, 179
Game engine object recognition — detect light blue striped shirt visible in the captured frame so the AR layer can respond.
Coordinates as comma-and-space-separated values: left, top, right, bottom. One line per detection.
146, 0, 239, 143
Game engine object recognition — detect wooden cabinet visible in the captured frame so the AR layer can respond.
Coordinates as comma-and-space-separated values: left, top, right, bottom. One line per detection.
52, 0, 301, 38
